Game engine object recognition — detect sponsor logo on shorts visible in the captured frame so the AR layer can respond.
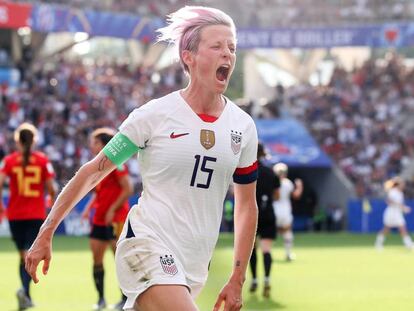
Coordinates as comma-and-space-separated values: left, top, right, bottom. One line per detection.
160, 254, 178, 275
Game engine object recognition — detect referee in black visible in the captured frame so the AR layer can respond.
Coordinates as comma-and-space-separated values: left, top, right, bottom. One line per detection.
249, 142, 280, 298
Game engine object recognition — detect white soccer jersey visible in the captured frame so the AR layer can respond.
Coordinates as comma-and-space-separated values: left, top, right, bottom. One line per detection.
387, 188, 404, 209
383, 188, 405, 227
118, 91, 258, 284
274, 178, 294, 213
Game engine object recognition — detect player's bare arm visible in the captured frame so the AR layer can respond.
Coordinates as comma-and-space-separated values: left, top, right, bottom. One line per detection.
0, 173, 6, 218
25, 151, 117, 283
292, 178, 303, 199
214, 181, 258, 311
45, 178, 57, 205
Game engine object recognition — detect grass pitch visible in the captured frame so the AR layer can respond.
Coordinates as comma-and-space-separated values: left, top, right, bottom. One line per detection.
0, 233, 413, 311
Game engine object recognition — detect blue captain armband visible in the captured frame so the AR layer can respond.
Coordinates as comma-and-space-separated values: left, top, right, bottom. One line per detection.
103, 133, 140, 166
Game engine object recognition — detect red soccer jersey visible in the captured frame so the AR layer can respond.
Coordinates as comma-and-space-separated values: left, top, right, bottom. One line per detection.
92, 164, 129, 225
1, 151, 55, 220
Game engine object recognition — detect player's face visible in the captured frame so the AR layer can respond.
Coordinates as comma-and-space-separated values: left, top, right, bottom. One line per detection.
89, 137, 103, 155
189, 24, 236, 93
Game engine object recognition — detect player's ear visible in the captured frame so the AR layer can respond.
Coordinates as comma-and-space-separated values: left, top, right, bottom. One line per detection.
182, 50, 193, 69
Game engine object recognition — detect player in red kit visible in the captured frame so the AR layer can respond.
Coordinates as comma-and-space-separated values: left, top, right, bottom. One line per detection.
0, 123, 56, 310
81, 128, 132, 310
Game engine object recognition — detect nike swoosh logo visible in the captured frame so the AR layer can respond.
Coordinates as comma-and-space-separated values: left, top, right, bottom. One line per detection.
170, 132, 189, 139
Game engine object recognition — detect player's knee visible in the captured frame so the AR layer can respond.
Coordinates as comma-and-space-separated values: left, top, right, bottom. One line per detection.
283, 231, 293, 240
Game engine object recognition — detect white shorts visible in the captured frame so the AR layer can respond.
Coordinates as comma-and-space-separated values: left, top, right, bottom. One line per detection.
115, 222, 204, 310
275, 209, 293, 228
383, 207, 405, 228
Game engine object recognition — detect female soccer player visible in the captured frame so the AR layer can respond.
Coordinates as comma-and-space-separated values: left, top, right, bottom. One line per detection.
81, 128, 132, 310
249, 143, 280, 298
375, 177, 413, 250
273, 162, 303, 261
25, 6, 258, 311
0, 123, 56, 310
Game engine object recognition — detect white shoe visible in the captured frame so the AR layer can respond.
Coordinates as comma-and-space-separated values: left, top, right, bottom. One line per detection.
286, 253, 296, 262
93, 298, 106, 310
16, 288, 34, 310
375, 242, 383, 251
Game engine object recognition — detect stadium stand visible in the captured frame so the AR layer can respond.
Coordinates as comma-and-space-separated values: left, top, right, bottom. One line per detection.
286, 54, 414, 198
0, 59, 185, 188
9, 0, 414, 26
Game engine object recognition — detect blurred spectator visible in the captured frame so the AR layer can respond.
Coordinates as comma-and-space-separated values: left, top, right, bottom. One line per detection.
287, 54, 414, 198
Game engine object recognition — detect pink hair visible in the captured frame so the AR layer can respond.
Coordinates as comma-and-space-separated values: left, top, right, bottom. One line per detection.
156, 6, 236, 73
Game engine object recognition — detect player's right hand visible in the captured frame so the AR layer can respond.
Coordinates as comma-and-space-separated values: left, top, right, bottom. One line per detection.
25, 235, 52, 283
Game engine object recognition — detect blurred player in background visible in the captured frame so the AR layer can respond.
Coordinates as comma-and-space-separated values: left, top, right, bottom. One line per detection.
375, 176, 413, 250
0, 123, 56, 310
81, 128, 132, 310
273, 162, 303, 261
26, 6, 258, 311
249, 143, 280, 298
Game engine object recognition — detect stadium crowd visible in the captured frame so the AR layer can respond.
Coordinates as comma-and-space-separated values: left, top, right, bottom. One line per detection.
0, 58, 185, 189
287, 54, 414, 198
9, 0, 414, 27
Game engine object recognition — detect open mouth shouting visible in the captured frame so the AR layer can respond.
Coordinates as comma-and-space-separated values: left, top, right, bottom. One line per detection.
216, 64, 231, 83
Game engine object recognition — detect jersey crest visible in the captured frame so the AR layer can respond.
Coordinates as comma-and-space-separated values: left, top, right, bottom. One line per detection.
200, 129, 215, 150
231, 130, 242, 154
160, 254, 178, 275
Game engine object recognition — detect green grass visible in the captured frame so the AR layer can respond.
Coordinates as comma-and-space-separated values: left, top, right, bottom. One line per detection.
1, 233, 414, 310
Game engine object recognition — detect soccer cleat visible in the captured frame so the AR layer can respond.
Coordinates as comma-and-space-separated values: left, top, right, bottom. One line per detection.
249, 281, 258, 293
16, 288, 34, 310
263, 284, 271, 298
375, 242, 384, 251
286, 253, 296, 262
93, 298, 106, 310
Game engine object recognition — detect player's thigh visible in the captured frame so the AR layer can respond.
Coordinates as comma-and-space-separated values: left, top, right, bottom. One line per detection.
276, 213, 292, 228
90, 238, 110, 263
116, 235, 191, 309
398, 225, 409, 235
9, 220, 42, 251
135, 284, 198, 311
90, 225, 113, 262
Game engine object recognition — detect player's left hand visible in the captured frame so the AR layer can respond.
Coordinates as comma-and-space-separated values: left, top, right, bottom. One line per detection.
213, 279, 243, 311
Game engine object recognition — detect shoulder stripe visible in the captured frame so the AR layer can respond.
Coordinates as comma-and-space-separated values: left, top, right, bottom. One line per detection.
234, 161, 258, 175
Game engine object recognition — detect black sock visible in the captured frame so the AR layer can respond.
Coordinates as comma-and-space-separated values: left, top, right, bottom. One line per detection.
121, 292, 127, 301
263, 252, 272, 278
93, 264, 104, 300
249, 246, 257, 280
19, 260, 31, 299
